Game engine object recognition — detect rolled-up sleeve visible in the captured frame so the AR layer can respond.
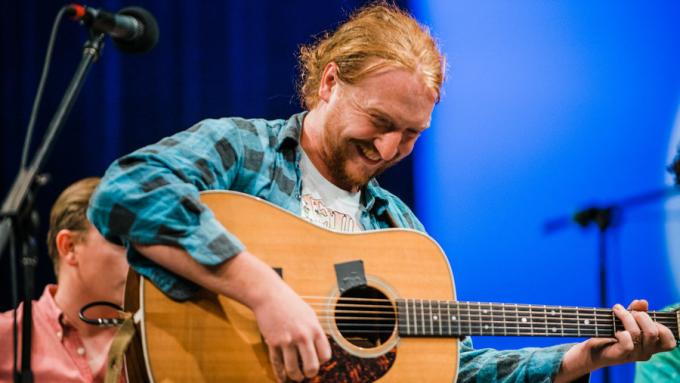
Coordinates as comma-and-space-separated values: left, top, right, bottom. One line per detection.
457, 337, 585, 382
88, 119, 249, 298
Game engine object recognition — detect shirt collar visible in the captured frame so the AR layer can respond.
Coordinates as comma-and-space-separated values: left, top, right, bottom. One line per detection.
278, 111, 390, 210
38, 284, 67, 332
275, 111, 306, 152
362, 179, 389, 212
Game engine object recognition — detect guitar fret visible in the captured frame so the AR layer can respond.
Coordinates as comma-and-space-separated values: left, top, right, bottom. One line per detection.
478, 303, 485, 335
593, 308, 599, 337
437, 300, 443, 336
456, 301, 462, 336
606, 310, 616, 336
408, 299, 413, 336
413, 299, 419, 335
529, 306, 544, 335
407, 300, 412, 336
415, 299, 420, 335
400, 300, 406, 336
488, 303, 495, 336
556, 306, 562, 336
546, 305, 558, 336
517, 304, 532, 335
420, 299, 429, 335
445, 301, 451, 336
404, 299, 409, 335
398, 300, 407, 336
423, 299, 428, 335
423, 300, 428, 335
420, 299, 426, 335
548, 305, 556, 336
417, 299, 422, 335
463, 302, 473, 335
484, 303, 490, 335
581, 308, 596, 337
569, 307, 581, 337
411, 299, 417, 336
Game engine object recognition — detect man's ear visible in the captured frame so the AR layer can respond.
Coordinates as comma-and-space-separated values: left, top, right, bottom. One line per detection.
55, 229, 79, 267
318, 62, 340, 103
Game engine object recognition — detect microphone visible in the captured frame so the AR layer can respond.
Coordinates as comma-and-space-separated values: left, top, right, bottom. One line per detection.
66, 4, 159, 53
671, 149, 680, 185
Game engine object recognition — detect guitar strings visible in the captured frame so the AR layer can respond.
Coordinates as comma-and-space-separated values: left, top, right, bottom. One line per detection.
316, 320, 678, 334
299, 296, 677, 317
311, 311, 678, 326
302, 302, 676, 319
283, 296, 679, 336
306, 306, 677, 322
311, 310, 677, 324
313, 316, 677, 329
315, 323, 663, 336
307, 305, 678, 334
313, 318, 678, 331
315, 327, 646, 336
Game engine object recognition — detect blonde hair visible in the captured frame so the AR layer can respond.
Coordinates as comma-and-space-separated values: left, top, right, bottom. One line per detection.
298, 1, 445, 109
46, 177, 100, 276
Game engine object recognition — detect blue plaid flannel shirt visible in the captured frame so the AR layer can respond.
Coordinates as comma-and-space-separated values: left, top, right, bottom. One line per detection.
88, 112, 582, 382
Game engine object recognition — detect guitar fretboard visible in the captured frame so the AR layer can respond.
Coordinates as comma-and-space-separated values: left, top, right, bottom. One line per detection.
396, 299, 680, 339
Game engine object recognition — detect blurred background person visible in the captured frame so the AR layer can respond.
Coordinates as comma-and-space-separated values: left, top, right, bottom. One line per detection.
0, 178, 129, 382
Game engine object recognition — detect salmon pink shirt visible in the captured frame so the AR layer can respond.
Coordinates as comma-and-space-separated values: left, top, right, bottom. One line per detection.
0, 285, 120, 382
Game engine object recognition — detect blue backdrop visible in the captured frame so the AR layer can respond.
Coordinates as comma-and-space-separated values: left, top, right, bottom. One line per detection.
414, 1, 680, 382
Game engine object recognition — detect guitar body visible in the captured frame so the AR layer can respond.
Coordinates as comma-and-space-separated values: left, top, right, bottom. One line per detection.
124, 191, 459, 382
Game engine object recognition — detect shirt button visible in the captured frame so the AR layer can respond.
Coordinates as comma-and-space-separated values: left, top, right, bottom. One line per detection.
77, 347, 86, 356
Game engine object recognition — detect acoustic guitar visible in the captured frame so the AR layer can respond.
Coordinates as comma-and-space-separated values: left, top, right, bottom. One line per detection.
122, 191, 679, 382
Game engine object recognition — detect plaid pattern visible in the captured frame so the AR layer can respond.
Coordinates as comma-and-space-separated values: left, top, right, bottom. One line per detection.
635, 304, 680, 383
88, 112, 577, 382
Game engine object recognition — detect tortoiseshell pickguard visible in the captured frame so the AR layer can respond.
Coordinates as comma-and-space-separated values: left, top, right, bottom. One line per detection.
303, 336, 397, 383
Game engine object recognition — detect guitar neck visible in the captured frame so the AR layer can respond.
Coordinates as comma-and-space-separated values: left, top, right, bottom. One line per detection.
396, 299, 680, 340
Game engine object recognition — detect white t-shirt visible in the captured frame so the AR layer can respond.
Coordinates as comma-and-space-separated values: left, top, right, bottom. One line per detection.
299, 149, 363, 232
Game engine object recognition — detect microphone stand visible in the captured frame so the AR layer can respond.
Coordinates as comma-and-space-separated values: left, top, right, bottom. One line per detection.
543, 186, 679, 383
0, 31, 105, 383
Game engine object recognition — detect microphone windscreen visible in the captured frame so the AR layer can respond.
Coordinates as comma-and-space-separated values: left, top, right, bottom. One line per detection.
114, 7, 159, 54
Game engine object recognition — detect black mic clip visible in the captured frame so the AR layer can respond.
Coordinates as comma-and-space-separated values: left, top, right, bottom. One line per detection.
572, 206, 614, 232
670, 150, 680, 185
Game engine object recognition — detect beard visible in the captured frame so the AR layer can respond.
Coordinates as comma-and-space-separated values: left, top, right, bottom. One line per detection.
322, 115, 393, 191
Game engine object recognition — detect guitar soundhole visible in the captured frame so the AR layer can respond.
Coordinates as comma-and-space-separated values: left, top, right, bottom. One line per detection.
335, 286, 396, 348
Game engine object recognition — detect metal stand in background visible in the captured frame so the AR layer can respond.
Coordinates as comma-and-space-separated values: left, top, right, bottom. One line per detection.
571, 205, 613, 312
0, 32, 105, 383
544, 187, 679, 383
572, 206, 613, 383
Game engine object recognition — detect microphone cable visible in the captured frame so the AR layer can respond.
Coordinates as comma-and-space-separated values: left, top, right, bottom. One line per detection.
19, 5, 70, 171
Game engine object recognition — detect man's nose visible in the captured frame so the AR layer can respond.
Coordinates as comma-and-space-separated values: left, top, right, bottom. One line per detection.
373, 132, 401, 161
